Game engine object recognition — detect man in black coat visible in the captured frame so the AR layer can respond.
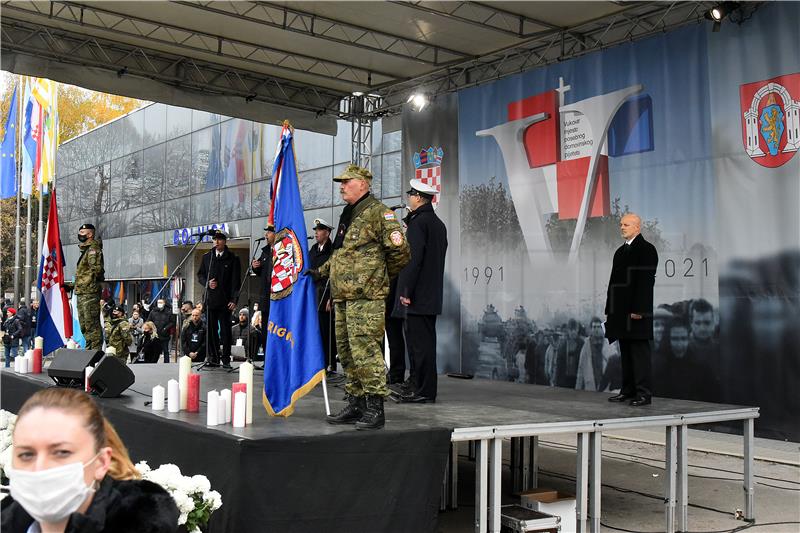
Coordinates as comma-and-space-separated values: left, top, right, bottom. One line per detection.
395, 179, 448, 403
251, 224, 275, 330
148, 298, 173, 363
181, 308, 207, 361
605, 213, 659, 406
198, 230, 241, 368
308, 218, 337, 373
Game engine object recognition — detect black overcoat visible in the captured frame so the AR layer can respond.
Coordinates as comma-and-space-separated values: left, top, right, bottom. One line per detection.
198, 246, 241, 311
308, 238, 333, 303
251, 243, 272, 316
604, 233, 659, 341
395, 203, 448, 316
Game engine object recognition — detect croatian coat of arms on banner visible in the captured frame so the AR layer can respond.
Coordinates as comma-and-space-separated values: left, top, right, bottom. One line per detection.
413, 147, 443, 208
740, 73, 800, 168
270, 228, 303, 299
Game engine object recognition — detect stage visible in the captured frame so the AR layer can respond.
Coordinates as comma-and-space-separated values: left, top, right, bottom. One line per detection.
1, 365, 759, 533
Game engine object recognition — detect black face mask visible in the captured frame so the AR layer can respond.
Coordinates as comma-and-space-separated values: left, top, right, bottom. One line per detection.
78, 234, 89, 243
144, 331, 151, 337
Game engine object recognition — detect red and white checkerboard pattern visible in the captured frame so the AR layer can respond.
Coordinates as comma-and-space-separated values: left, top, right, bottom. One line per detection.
41, 253, 58, 291
415, 166, 441, 208
270, 240, 298, 293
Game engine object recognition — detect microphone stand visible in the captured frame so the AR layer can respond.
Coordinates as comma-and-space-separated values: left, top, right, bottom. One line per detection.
149, 233, 208, 365
195, 238, 219, 371
227, 239, 267, 373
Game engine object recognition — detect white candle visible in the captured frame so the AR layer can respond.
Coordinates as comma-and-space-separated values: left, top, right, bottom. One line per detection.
167, 379, 180, 413
239, 362, 254, 424
34, 336, 44, 349
152, 385, 166, 411
221, 389, 232, 423
233, 391, 246, 428
84, 366, 93, 392
179, 356, 191, 410
66, 339, 76, 349
207, 390, 219, 426
21, 356, 30, 374
14, 357, 20, 373
217, 393, 227, 425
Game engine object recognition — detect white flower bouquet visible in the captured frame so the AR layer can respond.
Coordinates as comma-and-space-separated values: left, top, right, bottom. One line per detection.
135, 461, 223, 533
0, 409, 17, 482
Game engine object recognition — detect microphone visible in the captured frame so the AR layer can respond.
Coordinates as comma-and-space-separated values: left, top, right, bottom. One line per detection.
390, 203, 406, 210
253, 237, 265, 243
191, 229, 217, 237
307, 236, 315, 240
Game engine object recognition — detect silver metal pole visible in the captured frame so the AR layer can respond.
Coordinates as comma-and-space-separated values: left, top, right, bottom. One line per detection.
13, 77, 23, 305
24, 190, 32, 302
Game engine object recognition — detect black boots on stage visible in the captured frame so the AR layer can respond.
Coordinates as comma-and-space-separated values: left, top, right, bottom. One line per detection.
327, 394, 365, 424
326, 394, 385, 430
355, 395, 385, 430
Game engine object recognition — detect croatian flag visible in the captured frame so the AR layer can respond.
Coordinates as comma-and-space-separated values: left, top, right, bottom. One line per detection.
36, 189, 73, 355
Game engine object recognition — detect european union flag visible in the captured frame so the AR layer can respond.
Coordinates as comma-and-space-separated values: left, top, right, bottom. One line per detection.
262, 123, 325, 416
1, 86, 19, 199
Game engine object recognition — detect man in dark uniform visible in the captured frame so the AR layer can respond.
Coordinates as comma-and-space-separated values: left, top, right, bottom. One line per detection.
308, 218, 337, 374
605, 213, 659, 406
395, 179, 448, 403
197, 230, 241, 368
251, 224, 276, 329
181, 308, 207, 361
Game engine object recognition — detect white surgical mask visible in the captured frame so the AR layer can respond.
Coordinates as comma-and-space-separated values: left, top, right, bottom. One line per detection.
7, 452, 100, 524
157, 303, 165, 309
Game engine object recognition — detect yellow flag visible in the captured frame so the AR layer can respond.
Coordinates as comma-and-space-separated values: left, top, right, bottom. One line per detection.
32, 79, 54, 110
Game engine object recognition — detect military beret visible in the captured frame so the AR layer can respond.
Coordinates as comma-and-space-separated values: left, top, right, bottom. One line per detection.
407, 178, 438, 198
79, 223, 96, 231
333, 164, 372, 182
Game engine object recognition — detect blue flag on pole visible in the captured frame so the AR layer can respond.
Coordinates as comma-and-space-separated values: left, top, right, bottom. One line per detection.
1, 86, 19, 199
262, 123, 325, 416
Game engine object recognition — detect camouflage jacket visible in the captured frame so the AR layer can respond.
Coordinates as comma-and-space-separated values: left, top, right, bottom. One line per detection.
318, 194, 410, 302
104, 316, 132, 357
72, 239, 105, 295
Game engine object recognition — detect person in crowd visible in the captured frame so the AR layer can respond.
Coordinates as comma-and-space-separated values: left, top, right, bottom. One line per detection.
687, 298, 720, 361
231, 308, 262, 362
251, 224, 276, 328
605, 213, 659, 406
148, 298, 173, 363
653, 320, 703, 400
0, 387, 179, 533
314, 164, 410, 430
128, 310, 144, 360
181, 308, 207, 361
394, 179, 448, 403
553, 319, 584, 389
103, 303, 132, 364
576, 317, 620, 391
179, 300, 194, 332
30, 300, 39, 338
198, 230, 241, 369
134, 321, 162, 364
16, 299, 32, 351
544, 329, 562, 386
308, 218, 337, 375
250, 310, 265, 361
2, 307, 22, 367
63, 223, 105, 350
532, 330, 551, 385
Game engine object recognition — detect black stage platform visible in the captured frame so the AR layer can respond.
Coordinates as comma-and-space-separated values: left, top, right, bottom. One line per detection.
0, 366, 759, 533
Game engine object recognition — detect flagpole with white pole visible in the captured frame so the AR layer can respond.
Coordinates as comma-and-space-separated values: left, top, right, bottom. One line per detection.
13, 77, 23, 305
23, 80, 33, 304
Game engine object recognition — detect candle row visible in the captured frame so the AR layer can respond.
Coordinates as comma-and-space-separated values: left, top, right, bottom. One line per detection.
152, 381, 249, 428
12, 349, 43, 374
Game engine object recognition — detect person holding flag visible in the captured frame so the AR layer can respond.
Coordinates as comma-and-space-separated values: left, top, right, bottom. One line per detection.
315, 165, 410, 430
36, 190, 73, 355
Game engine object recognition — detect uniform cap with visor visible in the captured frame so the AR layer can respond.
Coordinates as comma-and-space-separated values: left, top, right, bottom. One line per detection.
333, 164, 372, 183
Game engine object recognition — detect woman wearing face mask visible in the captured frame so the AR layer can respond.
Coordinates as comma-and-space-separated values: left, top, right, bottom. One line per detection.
0, 388, 179, 533
135, 321, 162, 364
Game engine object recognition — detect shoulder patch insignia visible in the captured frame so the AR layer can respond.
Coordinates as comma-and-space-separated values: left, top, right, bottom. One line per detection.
383, 212, 396, 220
390, 230, 404, 246
88, 250, 96, 255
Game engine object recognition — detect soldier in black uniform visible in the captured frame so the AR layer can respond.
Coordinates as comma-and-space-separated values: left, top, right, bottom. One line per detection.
251, 224, 276, 330
308, 218, 337, 374
197, 230, 241, 368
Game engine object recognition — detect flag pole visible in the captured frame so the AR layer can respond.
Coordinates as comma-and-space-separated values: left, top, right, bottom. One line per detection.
13, 77, 23, 305
23, 81, 32, 305
321, 374, 331, 416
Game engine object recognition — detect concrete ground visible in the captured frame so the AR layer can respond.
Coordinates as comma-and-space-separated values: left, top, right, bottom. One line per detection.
439, 428, 800, 533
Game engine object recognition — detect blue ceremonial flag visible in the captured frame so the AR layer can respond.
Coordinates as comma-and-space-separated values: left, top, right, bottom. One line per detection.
1, 86, 19, 199
262, 123, 325, 416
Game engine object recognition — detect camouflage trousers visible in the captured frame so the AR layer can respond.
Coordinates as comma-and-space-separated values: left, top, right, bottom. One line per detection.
334, 299, 388, 397
77, 292, 102, 350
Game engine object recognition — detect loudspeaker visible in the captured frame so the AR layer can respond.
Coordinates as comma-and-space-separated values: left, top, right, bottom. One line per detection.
89, 355, 135, 398
48, 349, 104, 388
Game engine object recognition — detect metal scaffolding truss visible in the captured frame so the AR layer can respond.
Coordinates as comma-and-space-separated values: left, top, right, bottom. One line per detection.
340, 94, 383, 170
375, 1, 721, 115
174, 1, 472, 66
1, 20, 346, 115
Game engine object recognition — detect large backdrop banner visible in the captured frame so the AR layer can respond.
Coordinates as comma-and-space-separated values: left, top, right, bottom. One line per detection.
403, 2, 799, 440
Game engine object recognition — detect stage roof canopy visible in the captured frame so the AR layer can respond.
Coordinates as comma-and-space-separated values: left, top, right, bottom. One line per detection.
1, 1, 715, 134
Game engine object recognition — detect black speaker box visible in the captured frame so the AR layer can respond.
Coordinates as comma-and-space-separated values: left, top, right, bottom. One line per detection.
48, 349, 104, 388
89, 356, 135, 398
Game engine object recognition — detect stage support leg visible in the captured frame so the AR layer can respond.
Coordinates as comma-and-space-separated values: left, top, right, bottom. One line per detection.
488, 438, 502, 533
511, 437, 520, 493
576, 432, 589, 533
474, 439, 489, 533
589, 432, 602, 533
441, 448, 449, 511
451, 441, 459, 510
529, 436, 539, 489
665, 426, 678, 533
469, 440, 477, 461
677, 425, 688, 532
521, 436, 531, 490
743, 418, 755, 521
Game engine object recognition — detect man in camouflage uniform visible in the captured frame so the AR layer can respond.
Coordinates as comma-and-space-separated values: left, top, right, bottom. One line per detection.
103, 303, 132, 364
316, 165, 410, 430
64, 223, 105, 350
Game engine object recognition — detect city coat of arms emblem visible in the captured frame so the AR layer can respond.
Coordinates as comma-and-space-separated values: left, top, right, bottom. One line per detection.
413, 147, 443, 208
740, 73, 800, 168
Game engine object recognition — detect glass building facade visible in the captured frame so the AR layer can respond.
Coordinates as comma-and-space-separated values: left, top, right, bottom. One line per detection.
57, 102, 402, 303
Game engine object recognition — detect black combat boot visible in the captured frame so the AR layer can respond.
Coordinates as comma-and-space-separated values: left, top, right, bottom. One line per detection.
355, 394, 385, 430
326, 394, 365, 425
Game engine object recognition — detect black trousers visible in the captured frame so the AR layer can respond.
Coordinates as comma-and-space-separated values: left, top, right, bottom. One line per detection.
385, 315, 407, 383
404, 315, 437, 399
619, 339, 652, 398
318, 307, 337, 371
207, 307, 232, 365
